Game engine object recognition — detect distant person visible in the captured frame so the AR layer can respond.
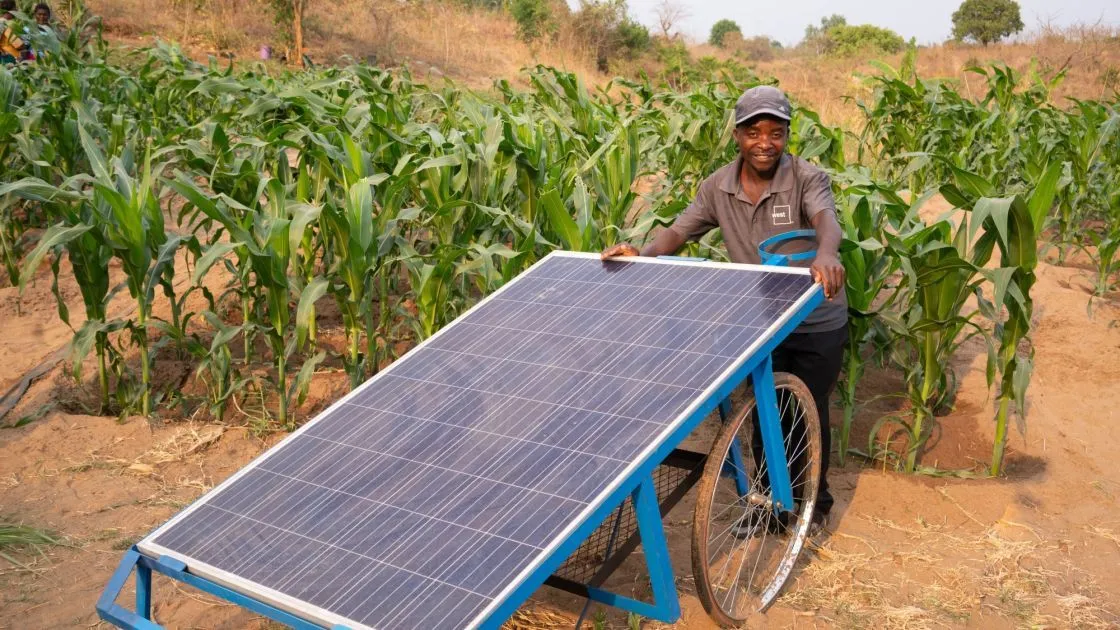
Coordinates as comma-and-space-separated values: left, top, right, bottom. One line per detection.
0, 0, 26, 64
34, 3, 52, 28
601, 85, 847, 537
29, 3, 59, 59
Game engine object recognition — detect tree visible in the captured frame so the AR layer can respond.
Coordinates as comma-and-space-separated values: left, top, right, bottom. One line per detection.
802, 14, 846, 54
573, 0, 650, 71
511, 0, 553, 42
952, 0, 1024, 45
708, 18, 741, 48
270, 0, 308, 66
653, 0, 688, 40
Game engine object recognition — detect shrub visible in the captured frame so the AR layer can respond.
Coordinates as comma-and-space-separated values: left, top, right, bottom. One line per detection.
826, 24, 905, 56
723, 32, 781, 62
511, 0, 553, 42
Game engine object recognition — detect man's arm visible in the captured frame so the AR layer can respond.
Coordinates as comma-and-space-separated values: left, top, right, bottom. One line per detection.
809, 210, 845, 300
601, 181, 716, 260
601, 228, 687, 259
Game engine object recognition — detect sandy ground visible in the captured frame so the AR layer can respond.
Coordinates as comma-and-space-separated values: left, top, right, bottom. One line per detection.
1, 236, 1119, 629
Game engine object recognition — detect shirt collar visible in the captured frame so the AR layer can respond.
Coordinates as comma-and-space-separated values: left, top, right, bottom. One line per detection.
718, 154, 795, 200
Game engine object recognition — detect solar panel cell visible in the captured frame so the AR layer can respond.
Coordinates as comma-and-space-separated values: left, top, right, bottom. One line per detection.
139, 253, 816, 630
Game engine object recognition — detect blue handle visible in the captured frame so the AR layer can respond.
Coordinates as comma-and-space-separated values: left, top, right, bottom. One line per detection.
758, 229, 817, 267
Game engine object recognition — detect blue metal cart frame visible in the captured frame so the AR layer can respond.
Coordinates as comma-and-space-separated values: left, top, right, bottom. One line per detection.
98, 243, 824, 630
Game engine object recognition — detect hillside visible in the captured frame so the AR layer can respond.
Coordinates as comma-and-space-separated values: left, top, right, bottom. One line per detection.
84, 0, 1120, 123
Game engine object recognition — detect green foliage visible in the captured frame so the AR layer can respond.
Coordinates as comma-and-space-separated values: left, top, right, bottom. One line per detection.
825, 24, 906, 56
708, 18, 741, 48
802, 14, 846, 53
0, 522, 59, 570
573, 0, 650, 71
510, 0, 553, 42
5, 17, 1112, 483
615, 15, 651, 53
720, 33, 782, 61
651, 39, 762, 90
951, 0, 1024, 46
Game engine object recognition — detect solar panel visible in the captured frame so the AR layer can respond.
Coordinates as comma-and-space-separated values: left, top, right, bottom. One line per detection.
138, 252, 817, 630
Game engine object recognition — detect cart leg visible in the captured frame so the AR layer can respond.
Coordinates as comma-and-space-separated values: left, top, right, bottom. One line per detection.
717, 399, 751, 496
723, 436, 751, 496
633, 476, 680, 622
137, 563, 152, 620
717, 398, 732, 422
582, 476, 682, 623
752, 356, 794, 511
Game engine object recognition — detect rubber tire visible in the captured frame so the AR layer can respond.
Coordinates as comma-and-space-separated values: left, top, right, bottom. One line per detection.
691, 372, 821, 627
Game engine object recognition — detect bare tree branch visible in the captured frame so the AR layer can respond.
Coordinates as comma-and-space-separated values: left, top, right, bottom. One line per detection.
654, 0, 688, 40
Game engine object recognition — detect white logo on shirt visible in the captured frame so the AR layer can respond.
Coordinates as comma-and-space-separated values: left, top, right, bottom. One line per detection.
771, 205, 792, 226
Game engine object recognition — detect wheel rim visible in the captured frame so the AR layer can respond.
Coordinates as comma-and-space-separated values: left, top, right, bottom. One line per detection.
693, 376, 820, 623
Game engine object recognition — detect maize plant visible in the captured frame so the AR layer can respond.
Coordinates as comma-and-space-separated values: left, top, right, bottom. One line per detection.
833, 172, 914, 465
7, 26, 1112, 473
882, 221, 989, 473
942, 168, 1045, 477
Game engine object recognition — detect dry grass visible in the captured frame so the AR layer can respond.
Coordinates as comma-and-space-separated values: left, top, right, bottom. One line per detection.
754, 23, 1120, 127
319, 0, 604, 88
773, 513, 1120, 629
500, 602, 577, 629
85, 1, 1119, 108
88, 0, 603, 88
88, 0, 273, 54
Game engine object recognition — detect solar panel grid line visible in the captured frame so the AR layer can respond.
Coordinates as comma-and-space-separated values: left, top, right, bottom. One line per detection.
301, 425, 591, 504
329, 394, 591, 556
198, 501, 492, 598
525, 265, 798, 307
469, 291, 776, 357
136, 252, 818, 630
336, 387, 636, 499
380, 363, 668, 426
455, 320, 734, 367
422, 324, 710, 392
495, 275, 712, 412
336, 385, 604, 517
251, 453, 556, 550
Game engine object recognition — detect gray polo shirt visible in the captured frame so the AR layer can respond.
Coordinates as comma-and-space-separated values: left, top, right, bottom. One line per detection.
668, 153, 848, 333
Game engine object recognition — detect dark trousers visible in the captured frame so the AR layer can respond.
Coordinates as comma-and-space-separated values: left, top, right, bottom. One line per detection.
751, 326, 847, 516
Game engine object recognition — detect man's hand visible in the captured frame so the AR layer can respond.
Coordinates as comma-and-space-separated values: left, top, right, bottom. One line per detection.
600, 243, 640, 260
810, 252, 845, 300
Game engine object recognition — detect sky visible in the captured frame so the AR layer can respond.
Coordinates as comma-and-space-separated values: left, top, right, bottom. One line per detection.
569, 0, 1120, 47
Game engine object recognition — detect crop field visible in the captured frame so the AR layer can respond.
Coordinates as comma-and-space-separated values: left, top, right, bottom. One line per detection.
1, 6, 1119, 630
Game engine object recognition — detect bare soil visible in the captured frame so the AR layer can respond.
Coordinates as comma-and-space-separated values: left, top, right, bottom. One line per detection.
1, 243, 1119, 629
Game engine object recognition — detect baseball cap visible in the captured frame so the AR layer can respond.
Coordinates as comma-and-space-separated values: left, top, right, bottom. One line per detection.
734, 85, 792, 126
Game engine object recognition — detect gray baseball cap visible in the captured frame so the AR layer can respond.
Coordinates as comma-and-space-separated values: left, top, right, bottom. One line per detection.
734, 85, 792, 125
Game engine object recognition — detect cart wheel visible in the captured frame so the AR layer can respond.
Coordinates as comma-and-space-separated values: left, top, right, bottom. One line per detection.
691, 372, 820, 626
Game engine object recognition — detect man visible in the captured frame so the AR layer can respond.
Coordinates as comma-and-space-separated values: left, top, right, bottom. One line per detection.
601, 85, 847, 534
0, 0, 24, 64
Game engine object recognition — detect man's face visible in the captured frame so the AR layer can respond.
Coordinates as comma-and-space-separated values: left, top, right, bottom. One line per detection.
34, 8, 49, 24
734, 116, 788, 174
